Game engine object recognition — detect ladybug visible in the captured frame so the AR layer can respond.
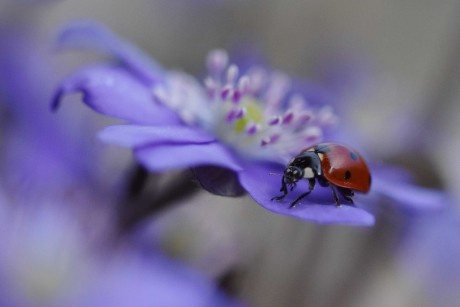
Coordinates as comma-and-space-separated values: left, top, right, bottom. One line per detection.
271, 143, 371, 207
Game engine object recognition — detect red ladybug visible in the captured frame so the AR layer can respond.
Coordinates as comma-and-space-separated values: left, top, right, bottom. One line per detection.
271, 143, 371, 207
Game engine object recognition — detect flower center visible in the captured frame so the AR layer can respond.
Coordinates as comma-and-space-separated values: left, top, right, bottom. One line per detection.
153, 49, 338, 163
233, 99, 263, 134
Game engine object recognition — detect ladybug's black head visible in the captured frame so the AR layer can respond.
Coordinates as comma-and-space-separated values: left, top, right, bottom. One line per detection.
284, 166, 304, 184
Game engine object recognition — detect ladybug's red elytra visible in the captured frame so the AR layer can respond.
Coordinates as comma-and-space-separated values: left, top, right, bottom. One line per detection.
271, 143, 371, 207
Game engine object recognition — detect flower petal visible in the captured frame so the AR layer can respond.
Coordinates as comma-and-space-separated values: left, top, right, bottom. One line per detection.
57, 21, 162, 85
239, 162, 375, 226
135, 143, 243, 172
98, 125, 215, 148
82, 251, 241, 307
372, 177, 446, 211
52, 65, 181, 126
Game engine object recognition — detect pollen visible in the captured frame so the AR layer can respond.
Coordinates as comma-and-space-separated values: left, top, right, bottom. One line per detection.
233, 99, 264, 134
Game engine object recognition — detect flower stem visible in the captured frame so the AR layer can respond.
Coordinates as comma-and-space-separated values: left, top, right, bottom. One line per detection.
117, 164, 200, 233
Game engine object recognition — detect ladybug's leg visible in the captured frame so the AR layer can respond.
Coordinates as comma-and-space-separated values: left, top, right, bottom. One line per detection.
330, 185, 341, 206
338, 188, 354, 205
271, 176, 288, 201
289, 179, 316, 208
345, 196, 354, 204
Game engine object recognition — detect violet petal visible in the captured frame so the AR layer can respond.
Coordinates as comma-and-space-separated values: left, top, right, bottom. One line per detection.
98, 125, 215, 148
238, 161, 375, 226
372, 177, 446, 211
81, 251, 241, 307
52, 64, 181, 126
135, 143, 243, 172
57, 21, 162, 85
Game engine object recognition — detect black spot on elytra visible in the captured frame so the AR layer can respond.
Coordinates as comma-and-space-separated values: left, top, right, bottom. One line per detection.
315, 144, 331, 153
345, 170, 351, 180
350, 151, 358, 161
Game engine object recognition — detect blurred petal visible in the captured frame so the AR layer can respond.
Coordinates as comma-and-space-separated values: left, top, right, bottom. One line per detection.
57, 21, 162, 85
81, 252, 240, 307
98, 125, 215, 148
0, 203, 240, 307
52, 65, 181, 125
239, 162, 375, 226
372, 177, 446, 211
135, 143, 243, 172
397, 210, 460, 307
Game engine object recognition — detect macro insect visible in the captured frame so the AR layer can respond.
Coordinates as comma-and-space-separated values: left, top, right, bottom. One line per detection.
271, 143, 371, 207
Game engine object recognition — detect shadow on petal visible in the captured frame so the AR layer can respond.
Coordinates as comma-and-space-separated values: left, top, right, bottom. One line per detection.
192, 166, 246, 197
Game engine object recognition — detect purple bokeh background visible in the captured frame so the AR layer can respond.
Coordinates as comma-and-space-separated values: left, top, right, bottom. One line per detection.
2, 1, 460, 306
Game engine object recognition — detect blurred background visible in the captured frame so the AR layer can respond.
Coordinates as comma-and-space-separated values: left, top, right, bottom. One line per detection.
2, 0, 460, 306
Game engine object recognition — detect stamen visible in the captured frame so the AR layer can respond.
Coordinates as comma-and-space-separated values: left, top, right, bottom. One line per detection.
238, 76, 250, 95
297, 112, 313, 125
270, 134, 280, 144
268, 116, 281, 126
288, 94, 306, 110
282, 111, 294, 125
226, 109, 237, 122
226, 108, 244, 122
207, 49, 229, 76
261, 134, 280, 146
221, 86, 232, 100
305, 134, 320, 143
226, 65, 239, 84
264, 72, 290, 112
226, 107, 247, 123
317, 106, 338, 126
246, 123, 259, 135
232, 90, 242, 103
303, 126, 322, 142
155, 50, 338, 161
261, 137, 270, 146
235, 107, 246, 119
204, 77, 217, 97
247, 67, 266, 94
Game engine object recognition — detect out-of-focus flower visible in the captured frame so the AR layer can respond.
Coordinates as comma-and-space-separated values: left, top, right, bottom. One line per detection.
0, 11, 239, 304
0, 199, 239, 307
0, 4, 129, 207
0, 5, 73, 187
398, 208, 460, 307
53, 21, 446, 227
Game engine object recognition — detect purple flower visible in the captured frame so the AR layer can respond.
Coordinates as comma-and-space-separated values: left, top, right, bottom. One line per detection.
53, 21, 446, 227
0, 7, 129, 204
0, 10, 236, 307
0, 200, 239, 307
398, 209, 460, 306
0, 9, 86, 206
